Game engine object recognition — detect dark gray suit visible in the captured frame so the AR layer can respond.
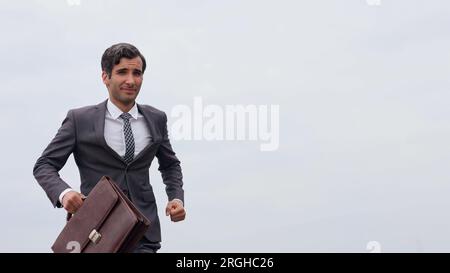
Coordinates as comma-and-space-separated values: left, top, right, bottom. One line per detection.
33, 99, 184, 243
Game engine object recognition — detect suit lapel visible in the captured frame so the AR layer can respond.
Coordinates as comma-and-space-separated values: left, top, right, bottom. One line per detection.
137, 103, 159, 140
94, 99, 126, 164
132, 103, 159, 163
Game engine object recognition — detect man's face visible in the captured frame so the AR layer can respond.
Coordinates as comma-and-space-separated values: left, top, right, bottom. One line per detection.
102, 56, 143, 107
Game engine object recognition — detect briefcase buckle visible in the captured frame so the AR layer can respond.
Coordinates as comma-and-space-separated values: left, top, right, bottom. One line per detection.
88, 229, 102, 244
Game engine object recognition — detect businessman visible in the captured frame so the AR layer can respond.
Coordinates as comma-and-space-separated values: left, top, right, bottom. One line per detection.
33, 43, 185, 253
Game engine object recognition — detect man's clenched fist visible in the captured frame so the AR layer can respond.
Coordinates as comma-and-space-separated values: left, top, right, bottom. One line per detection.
165, 200, 186, 222
62, 191, 85, 214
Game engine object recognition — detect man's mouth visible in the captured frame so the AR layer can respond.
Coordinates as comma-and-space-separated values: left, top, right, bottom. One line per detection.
121, 87, 136, 92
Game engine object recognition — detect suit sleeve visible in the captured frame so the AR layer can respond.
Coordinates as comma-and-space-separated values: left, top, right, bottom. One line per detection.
156, 112, 184, 204
33, 110, 76, 208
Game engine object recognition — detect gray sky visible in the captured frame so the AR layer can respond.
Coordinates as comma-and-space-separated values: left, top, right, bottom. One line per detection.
1, 0, 450, 252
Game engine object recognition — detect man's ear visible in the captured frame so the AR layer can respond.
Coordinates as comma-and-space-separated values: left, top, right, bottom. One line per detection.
101, 71, 109, 86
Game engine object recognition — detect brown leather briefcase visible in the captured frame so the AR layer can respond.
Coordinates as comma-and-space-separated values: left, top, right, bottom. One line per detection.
51, 176, 150, 253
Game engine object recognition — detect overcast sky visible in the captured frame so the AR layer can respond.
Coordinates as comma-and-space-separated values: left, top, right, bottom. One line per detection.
1, 0, 450, 252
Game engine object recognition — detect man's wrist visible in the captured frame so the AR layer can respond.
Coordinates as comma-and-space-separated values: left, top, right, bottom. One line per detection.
172, 198, 184, 207
59, 188, 76, 205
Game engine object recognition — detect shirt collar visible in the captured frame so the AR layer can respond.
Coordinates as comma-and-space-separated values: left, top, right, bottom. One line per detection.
107, 99, 138, 120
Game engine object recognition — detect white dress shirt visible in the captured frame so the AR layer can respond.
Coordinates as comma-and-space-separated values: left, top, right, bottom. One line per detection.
104, 99, 151, 157
59, 99, 183, 207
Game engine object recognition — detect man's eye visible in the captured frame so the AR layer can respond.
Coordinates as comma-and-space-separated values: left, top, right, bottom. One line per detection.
134, 72, 142, 76
117, 71, 126, 74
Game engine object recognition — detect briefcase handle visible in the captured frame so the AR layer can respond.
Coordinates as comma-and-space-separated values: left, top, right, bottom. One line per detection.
66, 195, 87, 222
66, 212, 73, 222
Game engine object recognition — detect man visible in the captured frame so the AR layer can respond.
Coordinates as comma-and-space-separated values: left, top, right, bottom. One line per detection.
33, 43, 185, 253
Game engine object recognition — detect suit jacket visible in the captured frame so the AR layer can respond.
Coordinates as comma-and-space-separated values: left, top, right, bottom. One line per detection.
33, 99, 184, 243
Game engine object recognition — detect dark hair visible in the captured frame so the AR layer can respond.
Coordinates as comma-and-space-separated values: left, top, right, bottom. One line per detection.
101, 43, 147, 78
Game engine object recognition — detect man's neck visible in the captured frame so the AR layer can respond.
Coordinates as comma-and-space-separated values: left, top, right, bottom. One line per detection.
109, 98, 135, 113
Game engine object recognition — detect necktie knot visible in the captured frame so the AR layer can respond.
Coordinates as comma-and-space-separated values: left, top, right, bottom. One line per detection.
120, 112, 133, 121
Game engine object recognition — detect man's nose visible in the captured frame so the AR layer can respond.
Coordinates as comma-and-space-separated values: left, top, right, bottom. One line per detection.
125, 73, 135, 85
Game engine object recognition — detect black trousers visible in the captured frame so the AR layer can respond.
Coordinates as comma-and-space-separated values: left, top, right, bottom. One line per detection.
132, 236, 161, 253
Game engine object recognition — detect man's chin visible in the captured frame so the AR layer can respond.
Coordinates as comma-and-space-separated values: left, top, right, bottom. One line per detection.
120, 94, 138, 104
